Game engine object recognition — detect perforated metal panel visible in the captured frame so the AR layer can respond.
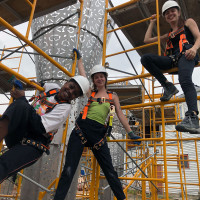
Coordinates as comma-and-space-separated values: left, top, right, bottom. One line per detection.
32, 0, 106, 83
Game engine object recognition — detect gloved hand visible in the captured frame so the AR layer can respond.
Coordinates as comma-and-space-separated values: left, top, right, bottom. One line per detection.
73, 48, 82, 60
128, 131, 141, 145
8, 75, 23, 90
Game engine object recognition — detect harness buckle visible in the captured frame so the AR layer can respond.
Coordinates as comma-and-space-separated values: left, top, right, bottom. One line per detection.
93, 143, 101, 150
81, 138, 87, 145
109, 105, 115, 114
101, 97, 105, 103
93, 138, 105, 150
97, 97, 105, 104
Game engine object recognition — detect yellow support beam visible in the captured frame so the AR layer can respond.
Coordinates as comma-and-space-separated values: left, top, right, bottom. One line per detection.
0, 17, 75, 77
0, 62, 44, 91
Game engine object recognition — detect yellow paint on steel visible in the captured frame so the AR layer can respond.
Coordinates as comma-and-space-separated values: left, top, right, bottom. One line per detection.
121, 95, 200, 110
38, 179, 57, 200
167, 181, 200, 186
0, 17, 74, 77
25, 0, 33, 7
5, 56, 21, 60
90, 157, 97, 200
123, 160, 152, 193
155, 0, 161, 55
102, 0, 108, 66
27, 77, 37, 79
175, 110, 184, 198
0, 62, 44, 91
107, 0, 139, 13
108, 138, 162, 142
26, 0, 37, 38
142, 67, 146, 199
108, 64, 200, 85
0, 141, 3, 155
155, 119, 182, 124
107, 17, 153, 34
99, 176, 165, 182
106, 42, 158, 58
161, 105, 169, 199
15, 169, 24, 200
195, 140, 200, 190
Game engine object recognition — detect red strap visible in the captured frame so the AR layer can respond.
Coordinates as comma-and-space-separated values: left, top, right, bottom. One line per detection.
91, 91, 96, 97
34, 88, 68, 113
164, 27, 189, 56
164, 32, 173, 56
82, 106, 89, 119
169, 26, 184, 38
179, 33, 188, 53
37, 88, 60, 100
49, 89, 57, 95
108, 92, 112, 100
82, 91, 96, 119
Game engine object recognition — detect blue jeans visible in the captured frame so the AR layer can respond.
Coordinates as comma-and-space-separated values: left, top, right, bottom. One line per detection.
141, 53, 198, 114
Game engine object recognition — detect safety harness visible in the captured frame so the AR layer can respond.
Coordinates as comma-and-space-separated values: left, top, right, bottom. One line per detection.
29, 88, 69, 113
21, 138, 50, 155
23, 89, 70, 154
81, 91, 114, 119
164, 26, 189, 57
76, 91, 115, 150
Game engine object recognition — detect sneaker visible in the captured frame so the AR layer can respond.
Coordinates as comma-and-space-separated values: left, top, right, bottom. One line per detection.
176, 113, 200, 134
160, 82, 179, 101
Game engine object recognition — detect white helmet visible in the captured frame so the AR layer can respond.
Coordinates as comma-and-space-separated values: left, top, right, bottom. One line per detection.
90, 65, 108, 77
162, 0, 180, 16
71, 75, 90, 95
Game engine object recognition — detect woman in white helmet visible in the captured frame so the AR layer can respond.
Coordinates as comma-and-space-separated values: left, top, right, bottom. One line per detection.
0, 64, 89, 184
141, 0, 200, 134
54, 49, 141, 200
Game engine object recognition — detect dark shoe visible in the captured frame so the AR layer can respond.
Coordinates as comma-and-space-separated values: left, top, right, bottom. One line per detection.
160, 82, 179, 101
128, 131, 141, 145
176, 113, 200, 134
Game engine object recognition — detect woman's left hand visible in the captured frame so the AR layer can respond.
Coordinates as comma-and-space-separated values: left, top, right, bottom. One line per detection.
185, 47, 197, 60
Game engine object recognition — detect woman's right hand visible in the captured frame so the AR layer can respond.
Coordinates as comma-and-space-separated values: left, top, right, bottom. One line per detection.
150, 14, 157, 23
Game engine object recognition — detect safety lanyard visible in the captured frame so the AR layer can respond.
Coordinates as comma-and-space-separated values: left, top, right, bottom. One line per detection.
164, 26, 189, 56
81, 91, 114, 119
30, 88, 68, 113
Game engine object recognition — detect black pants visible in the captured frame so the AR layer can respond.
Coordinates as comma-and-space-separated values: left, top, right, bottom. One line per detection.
0, 96, 46, 183
54, 117, 126, 200
141, 53, 198, 114
0, 144, 43, 183
1, 96, 46, 148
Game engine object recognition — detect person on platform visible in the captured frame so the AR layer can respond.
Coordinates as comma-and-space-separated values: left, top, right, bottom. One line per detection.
141, 0, 200, 133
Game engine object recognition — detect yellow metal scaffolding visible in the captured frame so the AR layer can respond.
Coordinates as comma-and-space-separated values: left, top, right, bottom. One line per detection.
0, 0, 200, 200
